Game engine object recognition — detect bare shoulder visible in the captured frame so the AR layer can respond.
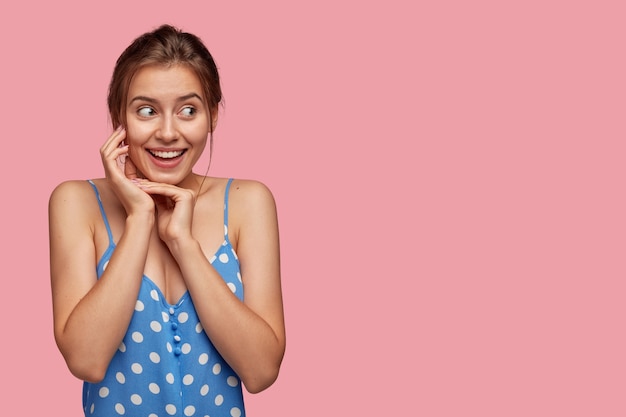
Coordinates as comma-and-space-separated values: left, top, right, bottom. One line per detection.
48, 179, 103, 223
50, 180, 92, 206
226, 179, 278, 243
228, 178, 277, 213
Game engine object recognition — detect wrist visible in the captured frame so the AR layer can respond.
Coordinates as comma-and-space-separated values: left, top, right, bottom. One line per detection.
167, 236, 200, 258
125, 212, 155, 229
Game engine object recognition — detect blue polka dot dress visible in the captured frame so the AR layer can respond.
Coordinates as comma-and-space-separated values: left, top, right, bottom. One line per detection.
84, 178, 246, 417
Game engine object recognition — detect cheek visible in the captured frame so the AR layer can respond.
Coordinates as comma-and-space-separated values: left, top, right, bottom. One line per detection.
184, 123, 210, 147
125, 123, 148, 146
124, 128, 144, 163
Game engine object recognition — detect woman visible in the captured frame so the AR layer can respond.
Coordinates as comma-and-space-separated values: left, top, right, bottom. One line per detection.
49, 24, 285, 417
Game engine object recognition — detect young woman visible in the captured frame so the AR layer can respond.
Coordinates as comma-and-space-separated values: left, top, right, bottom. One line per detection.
49, 24, 285, 417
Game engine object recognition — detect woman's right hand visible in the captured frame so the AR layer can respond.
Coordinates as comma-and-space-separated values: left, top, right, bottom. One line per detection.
100, 126, 154, 216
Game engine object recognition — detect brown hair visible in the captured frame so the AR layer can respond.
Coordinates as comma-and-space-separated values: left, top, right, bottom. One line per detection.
107, 24, 223, 132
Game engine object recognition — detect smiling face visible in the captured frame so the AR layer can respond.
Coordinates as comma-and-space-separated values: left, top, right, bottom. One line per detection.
125, 64, 212, 186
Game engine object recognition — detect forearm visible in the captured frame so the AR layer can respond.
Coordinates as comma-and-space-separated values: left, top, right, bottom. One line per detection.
170, 239, 284, 392
58, 214, 153, 381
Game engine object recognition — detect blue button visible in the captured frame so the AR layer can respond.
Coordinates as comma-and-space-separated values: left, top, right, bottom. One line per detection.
171, 322, 178, 330
174, 347, 181, 356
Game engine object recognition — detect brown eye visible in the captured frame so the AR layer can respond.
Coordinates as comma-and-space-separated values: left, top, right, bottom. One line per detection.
138, 107, 156, 117
180, 106, 196, 117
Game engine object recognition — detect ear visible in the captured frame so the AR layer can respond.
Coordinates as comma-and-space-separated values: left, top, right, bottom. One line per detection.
209, 107, 219, 132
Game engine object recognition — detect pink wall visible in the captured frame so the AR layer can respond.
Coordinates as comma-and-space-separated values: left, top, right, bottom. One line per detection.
1, 0, 625, 415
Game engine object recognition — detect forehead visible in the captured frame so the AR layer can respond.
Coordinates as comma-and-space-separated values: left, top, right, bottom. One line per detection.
128, 64, 204, 101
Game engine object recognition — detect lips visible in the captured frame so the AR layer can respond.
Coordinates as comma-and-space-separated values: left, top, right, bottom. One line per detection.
145, 148, 188, 169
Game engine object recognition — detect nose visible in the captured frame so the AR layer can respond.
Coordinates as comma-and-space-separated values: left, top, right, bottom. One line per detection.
156, 115, 178, 142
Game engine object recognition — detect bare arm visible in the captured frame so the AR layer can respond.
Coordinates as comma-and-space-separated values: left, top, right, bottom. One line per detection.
49, 181, 154, 382
50, 128, 156, 382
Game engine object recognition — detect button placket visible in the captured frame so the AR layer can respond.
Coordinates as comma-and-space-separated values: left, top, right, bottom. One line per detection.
169, 307, 182, 357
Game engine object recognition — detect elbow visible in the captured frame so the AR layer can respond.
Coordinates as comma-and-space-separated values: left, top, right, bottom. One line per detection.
65, 355, 109, 383
58, 342, 109, 383
242, 337, 286, 393
242, 357, 283, 394
243, 368, 280, 394
56, 334, 110, 383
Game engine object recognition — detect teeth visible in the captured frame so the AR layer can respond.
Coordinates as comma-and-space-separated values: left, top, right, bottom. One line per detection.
150, 150, 184, 159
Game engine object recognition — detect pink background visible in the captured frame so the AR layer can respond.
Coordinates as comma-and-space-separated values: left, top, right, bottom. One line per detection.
1, 0, 625, 415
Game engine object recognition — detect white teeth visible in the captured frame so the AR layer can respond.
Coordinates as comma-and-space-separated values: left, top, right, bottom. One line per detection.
150, 150, 184, 159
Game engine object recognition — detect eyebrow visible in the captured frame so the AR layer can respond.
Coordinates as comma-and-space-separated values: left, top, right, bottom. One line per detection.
129, 93, 203, 104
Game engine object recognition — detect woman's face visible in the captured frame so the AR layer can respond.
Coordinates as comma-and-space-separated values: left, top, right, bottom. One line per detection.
125, 64, 211, 185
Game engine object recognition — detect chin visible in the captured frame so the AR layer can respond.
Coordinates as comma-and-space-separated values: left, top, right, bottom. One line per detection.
144, 171, 188, 185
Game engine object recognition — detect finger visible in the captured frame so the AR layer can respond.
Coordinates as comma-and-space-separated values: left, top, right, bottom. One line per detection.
138, 183, 195, 200
115, 147, 128, 171
100, 126, 126, 156
105, 145, 129, 173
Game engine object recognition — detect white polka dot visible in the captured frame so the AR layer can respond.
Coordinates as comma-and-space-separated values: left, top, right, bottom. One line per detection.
198, 353, 209, 365
178, 312, 189, 323
116, 372, 126, 384
200, 384, 209, 396
135, 300, 145, 311
98, 387, 109, 398
181, 343, 192, 354
102, 260, 109, 271
224, 224, 228, 235
215, 394, 224, 406
227, 376, 239, 387
150, 321, 162, 332
166, 342, 173, 352
231, 248, 239, 260
183, 374, 194, 385
90, 404, 95, 414
131, 394, 142, 405
230, 407, 242, 417
131, 363, 143, 374
149, 352, 161, 363
212, 363, 222, 375
219, 253, 229, 263
132, 332, 144, 343
149, 382, 160, 394
165, 404, 177, 415
184, 405, 196, 416
195, 323, 203, 333
151, 290, 160, 301
149, 414, 158, 417
166, 373, 175, 384
162, 311, 170, 322
237, 272, 242, 282
227, 282, 236, 293
118, 342, 126, 352
209, 255, 217, 264
115, 403, 125, 415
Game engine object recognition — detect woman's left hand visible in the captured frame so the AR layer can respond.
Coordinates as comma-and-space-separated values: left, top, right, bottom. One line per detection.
134, 180, 196, 244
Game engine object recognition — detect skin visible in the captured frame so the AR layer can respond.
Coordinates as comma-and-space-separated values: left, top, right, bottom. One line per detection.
49, 64, 285, 394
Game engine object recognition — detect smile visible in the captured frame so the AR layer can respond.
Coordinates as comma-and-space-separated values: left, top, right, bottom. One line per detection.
148, 149, 186, 159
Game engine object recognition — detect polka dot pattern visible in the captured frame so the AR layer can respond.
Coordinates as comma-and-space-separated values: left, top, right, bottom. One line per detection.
86, 179, 246, 416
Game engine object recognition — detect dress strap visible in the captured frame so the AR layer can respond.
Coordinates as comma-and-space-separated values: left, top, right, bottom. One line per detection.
224, 178, 234, 240
87, 180, 114, 245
